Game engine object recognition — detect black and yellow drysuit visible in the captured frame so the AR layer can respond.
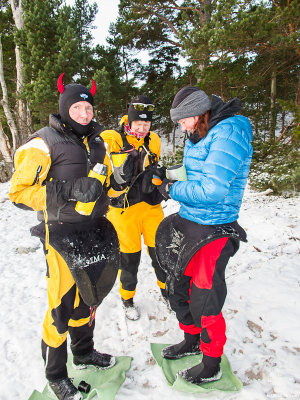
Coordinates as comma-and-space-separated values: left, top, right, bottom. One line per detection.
101, 115, 166, 301
9, 114, 118, 381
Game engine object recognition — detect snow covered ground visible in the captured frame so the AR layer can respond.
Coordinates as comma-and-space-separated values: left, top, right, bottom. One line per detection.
0, 180, 299, 400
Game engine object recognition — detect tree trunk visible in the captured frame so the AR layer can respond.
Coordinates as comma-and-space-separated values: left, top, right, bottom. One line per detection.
15, 45, 28, 137
0, 160, 13, 182
9, 0, 29, 143
0, 120, 12, 162
281, 109, 285, 133
196, 0, 211, 79
296, 71, 300, 106
26, 102, 33, 135
172, 124, 176, 154
0, 36, 19, 151
122, 47, 129, 110
269, 71, 277, 142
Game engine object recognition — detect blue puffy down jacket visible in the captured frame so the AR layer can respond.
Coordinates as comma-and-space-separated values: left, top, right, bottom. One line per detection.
169, 115, 253, 225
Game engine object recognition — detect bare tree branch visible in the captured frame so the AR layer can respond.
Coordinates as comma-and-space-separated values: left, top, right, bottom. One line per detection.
276, 119, 296, 142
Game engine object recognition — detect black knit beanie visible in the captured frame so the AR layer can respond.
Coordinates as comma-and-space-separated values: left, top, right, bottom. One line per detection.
59, 83, 94, 137
128, 95, 154, 127
170, 86, 211, 123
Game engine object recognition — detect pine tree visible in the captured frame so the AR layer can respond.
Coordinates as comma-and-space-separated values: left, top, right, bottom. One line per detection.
0, 0, 18, 162
108, 0, 187, 137
91, 44, 129, 128
182, 0, 300, 141
16, 0, 97, 129
0, 1, 16, 132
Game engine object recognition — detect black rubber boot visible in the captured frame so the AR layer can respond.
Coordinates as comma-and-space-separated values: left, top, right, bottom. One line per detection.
179, 354, 222, 385
122, 297, 140, 320
48, 377, 83, 400
161, 332, 201, 359
73, 349, 115, 370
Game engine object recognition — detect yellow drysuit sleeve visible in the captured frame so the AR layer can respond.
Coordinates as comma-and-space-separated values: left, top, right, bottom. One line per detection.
9, 138, 51, 211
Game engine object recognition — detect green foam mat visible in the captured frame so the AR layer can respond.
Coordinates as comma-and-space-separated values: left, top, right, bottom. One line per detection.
151, 343, 242, 393
28, 355, 132, 400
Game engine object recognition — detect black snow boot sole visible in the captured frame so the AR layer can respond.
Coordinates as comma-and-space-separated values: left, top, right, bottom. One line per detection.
178, 360, 222, 385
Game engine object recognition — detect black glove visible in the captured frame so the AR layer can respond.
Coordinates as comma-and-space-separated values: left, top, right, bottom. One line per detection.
46, 177, 103, 205
153, 165, 167, 180
68, 177, 103, 202
142, 165, 167, 194
156, 178, 174, 200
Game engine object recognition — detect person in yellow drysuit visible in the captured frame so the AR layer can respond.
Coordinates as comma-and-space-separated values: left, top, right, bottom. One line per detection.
101, 95, 167, 320
9, 74, 119, 400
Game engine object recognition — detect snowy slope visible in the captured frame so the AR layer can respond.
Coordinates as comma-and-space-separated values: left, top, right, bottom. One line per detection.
0, 180, 299, 400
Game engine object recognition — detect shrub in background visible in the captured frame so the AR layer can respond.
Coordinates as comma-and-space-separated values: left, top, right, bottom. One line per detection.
249, 140, 300, 196
161, 147, 184, 167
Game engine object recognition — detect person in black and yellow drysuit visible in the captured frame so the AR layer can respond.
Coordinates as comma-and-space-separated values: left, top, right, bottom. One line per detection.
101, 95, 167, 321
9, 74, 120, 400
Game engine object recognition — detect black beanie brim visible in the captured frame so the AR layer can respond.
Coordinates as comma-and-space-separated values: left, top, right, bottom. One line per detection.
128, 95, 154, 126
59, 84, 94, 123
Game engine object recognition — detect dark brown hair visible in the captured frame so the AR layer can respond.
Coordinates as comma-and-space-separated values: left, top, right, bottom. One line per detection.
193, 110, 211, 139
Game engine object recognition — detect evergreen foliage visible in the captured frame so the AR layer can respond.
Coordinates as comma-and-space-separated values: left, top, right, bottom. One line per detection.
0, 0, 299, 194
249, 140, 300, 195
179, 0, 300, 142
161, 146, 184, 167
15, 0, 97, 128
109, 0, 185, 133
0, 2, 15, 136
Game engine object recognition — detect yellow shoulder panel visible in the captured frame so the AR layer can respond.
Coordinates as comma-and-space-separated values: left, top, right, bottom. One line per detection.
100, 129, 124, 153
148, 131, 161, 160
9, 137, 51, 211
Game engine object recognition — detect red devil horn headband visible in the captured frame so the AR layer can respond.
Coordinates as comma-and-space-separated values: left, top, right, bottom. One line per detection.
57, 73, 96, 96
57, 72, 65, 94
90, 78, 96, 96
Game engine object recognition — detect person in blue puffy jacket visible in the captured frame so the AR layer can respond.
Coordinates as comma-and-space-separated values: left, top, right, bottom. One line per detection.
155, 86, 253, 385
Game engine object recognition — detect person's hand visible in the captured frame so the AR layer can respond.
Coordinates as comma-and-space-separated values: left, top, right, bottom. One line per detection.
156, 178, 174, 200
142, 165, 167, 194
68, 177, 103, 202
46, 177, 103, 207
153, 165, 166, 180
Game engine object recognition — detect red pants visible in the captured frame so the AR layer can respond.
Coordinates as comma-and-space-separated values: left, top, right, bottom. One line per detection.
169, 237, 238, 358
